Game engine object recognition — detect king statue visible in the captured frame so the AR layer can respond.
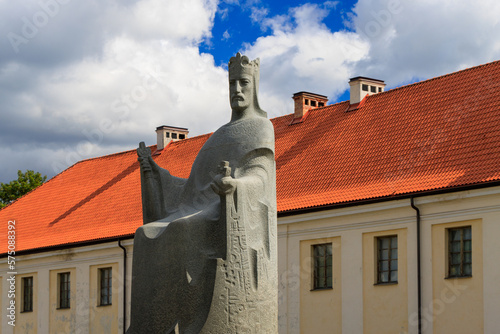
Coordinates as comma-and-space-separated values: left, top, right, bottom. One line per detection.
127, 53, 278, 334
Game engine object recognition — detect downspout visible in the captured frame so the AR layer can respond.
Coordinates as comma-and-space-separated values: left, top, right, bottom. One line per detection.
410, 198, 422, 334
118, 239, 127, 334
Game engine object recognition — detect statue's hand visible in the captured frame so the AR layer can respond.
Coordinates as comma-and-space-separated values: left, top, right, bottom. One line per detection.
211, 174, 237, 195
137, 142, 153, 172
211, 161, 237, 195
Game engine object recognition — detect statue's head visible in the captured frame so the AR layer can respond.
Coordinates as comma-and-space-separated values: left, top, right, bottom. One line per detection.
228, 53, 266, 118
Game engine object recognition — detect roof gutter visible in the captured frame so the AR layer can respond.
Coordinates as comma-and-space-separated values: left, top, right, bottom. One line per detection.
0, 234, 135, 258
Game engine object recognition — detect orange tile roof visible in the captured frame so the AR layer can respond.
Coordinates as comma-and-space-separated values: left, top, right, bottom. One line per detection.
2, 60, 500, 253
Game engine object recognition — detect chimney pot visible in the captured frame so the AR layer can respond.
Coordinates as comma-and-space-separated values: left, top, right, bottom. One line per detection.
349, 77, 385, 105
156, 125, 189, 150
292, 92, 328, 121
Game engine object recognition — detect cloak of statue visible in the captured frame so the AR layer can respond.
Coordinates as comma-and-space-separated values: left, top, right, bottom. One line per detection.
127, 53, 277, 334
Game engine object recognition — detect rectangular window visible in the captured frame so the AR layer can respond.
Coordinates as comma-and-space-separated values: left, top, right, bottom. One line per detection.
377, 236, 398, 284
370, 85, 376, 93
58, 272, 71, 309
99, 268, 112, 306
362, 84, 369, 91
448, 226, 472, 277
22, 276, 33, 312
313, 243, 332, 289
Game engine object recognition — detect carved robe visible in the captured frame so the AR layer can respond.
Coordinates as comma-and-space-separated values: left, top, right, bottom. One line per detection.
127, 115, 277, 334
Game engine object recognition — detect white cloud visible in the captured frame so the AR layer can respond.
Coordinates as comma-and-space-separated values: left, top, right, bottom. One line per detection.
0, 0, 226, 182
243, 3, 369, 116
350, 0, 500, 85
117, 0, 218, 43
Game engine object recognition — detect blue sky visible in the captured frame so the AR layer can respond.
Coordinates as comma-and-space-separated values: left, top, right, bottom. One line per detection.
1, 0, 500, 183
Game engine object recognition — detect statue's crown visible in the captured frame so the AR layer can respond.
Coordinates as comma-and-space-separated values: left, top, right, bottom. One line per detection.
228, 53, 259, 77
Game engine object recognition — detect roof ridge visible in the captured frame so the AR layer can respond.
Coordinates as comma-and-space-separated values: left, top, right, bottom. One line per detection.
70, 132, 214, 164
371, 59, 500, 97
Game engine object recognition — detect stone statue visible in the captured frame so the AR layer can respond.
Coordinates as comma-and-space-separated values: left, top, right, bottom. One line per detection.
127, 53, 277, 334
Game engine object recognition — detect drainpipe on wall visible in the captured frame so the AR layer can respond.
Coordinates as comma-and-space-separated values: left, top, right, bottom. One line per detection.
118, 239, 127, 334
410, 198, 422, 334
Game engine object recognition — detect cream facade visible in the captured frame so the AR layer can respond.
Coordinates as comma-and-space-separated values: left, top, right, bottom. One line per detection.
0, 240, 133, 334
278, 186, 500, 334
1, 186, 500, 333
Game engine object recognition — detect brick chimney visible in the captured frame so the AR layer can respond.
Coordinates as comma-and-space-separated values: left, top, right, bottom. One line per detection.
156, 125, 189, 150
292, 92, 328, 120
349, 77, 385, 104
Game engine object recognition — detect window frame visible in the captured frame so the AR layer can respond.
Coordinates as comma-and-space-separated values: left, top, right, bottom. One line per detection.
447, 226, 472, 278
22, 276, 34, 313
99, 267, 113, 306
312, 243, 333, 290
58, 272, 71, 309
376, 235, 398, 285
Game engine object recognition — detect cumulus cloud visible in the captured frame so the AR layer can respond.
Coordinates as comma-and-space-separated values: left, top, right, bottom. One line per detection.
0, 0, 225, 182
243, 3, 369, 116
350, 0, 500, 85
242, 0, 500, 117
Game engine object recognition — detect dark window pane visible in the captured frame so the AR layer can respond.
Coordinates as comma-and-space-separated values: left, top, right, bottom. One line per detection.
464, 252, 472, 263
315, 245, 324, 257
451, 241, 461, 252
391, 249, 398, 260
448, 227, 472, 277
313, 244, 333, 289
464, 227, 471, 240
381, 260, 389, 271
451, 230, 461, 241
100, 268, 112, 306
381, 249, 389, 260
23, 277, 33, 312
451, 253, 461, 265
463, 263, 472, 276
59, 272, 70, 309
377, 235, 398, 284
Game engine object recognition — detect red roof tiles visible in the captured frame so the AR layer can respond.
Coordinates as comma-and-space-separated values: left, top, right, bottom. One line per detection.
2, 60, 500, 253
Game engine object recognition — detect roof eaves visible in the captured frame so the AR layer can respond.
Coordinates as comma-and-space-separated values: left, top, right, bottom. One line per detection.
0, 233, 136, 258
277, 180, 500, 217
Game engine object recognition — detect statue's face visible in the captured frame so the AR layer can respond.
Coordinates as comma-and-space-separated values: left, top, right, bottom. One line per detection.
229, 74, 254, 111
